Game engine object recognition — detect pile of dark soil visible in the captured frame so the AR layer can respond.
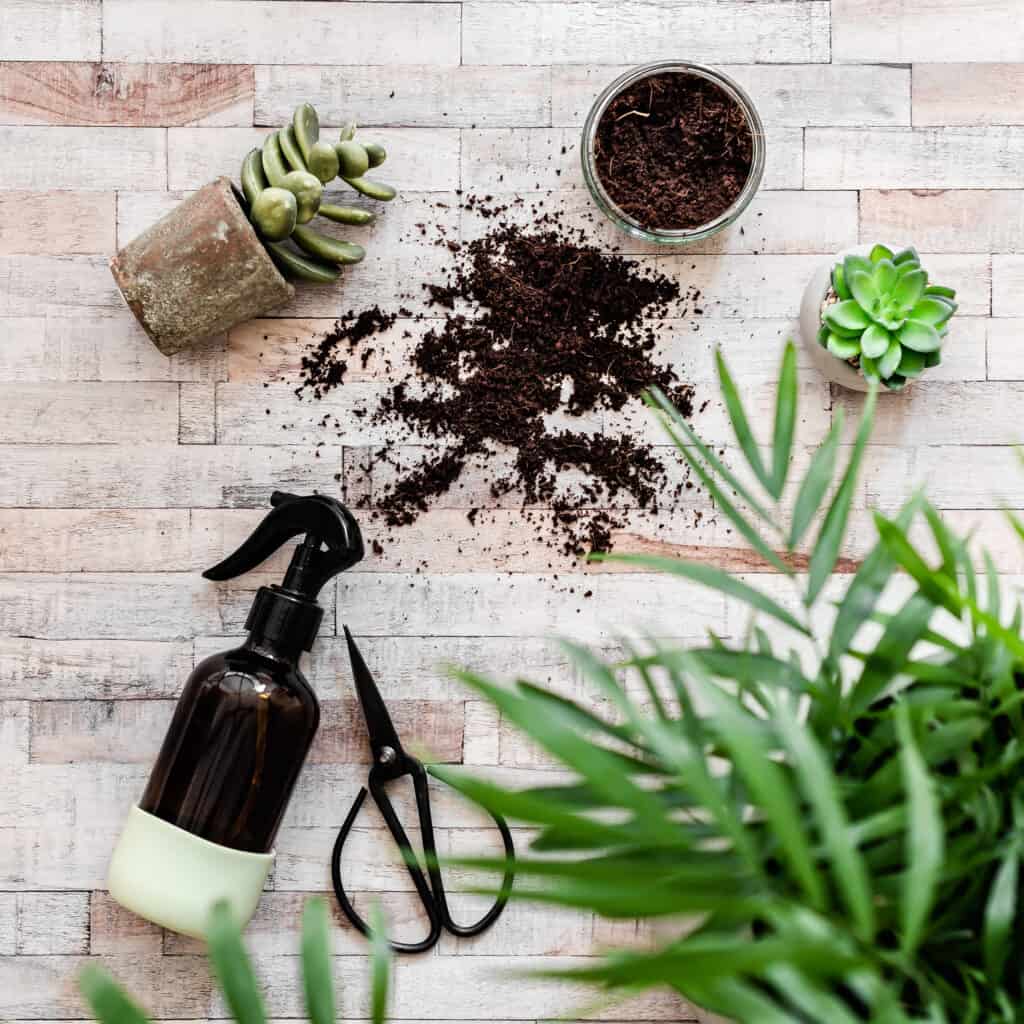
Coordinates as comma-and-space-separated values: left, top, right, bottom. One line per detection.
594, 71, 753, 231
298, 201, 700, 558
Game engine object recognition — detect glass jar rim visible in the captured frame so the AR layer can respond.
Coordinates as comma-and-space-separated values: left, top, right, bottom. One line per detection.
580, 61, 767, 245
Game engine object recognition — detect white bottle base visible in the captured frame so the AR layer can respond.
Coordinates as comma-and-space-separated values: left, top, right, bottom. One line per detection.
108, 804, 274, 939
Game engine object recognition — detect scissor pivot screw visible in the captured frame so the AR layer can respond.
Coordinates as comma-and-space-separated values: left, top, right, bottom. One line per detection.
379, 746, 397, 766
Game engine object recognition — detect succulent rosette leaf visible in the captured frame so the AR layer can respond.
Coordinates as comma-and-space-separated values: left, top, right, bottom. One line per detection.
238, 103, 396, 284
820, 244, 957, 389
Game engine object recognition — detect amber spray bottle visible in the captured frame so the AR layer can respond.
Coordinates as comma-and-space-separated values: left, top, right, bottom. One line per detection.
107, 492, 363, 938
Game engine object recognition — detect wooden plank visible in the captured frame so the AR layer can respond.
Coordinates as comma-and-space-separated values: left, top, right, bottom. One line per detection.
255, 65, 551, 127
0, 637, 192, 700
0, 255, 122, 316
460, 190, 859, 256
987, 319, 1024, 380
0, 383, 178, 443
0, 2, 100, 62
0, 62, 253, 126
89, 891, 163, 954
461, 125, 805, 193
0, 192, 115, 254
0, 954, 211, 1019
167, 126, 458, 192
994, 255, 1024, 317
179, 383, 217, 443
806, 128, 1024, 189
834, 0, 1024, 62
552, 64, 911, 127
864, 446, 1024, 510
337, 572, 728, 640
16, 893, 89, 954
860, 190, 1024, 253
914, 64, 1024, 127
103, 0, 461, 66
0, 312, 227, 383
462, 2, 830, 65
836, 384, 1024, 446
0, 127, 165, 189
0, 700, 29, 765
0, 445, 343, 507
29, 697, 463, 765
0, 893, 13, 955
0, 509, 191, 572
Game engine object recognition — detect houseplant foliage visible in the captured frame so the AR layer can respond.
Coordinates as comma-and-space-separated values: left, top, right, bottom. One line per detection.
435, 342, 1024, 1022
79, 898, 392, 1024
820, 245, 958, 389
241, 103, 397, 284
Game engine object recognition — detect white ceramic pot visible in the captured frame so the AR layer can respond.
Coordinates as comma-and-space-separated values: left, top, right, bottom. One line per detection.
798, 244, 875, 393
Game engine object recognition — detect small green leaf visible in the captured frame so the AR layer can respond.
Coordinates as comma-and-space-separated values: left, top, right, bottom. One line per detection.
770, 341, 798, 498
897, 707, 943, 956
877, 338, 903, 379
872, 258, 898, 295
925, 283, 956, 299
860, 323, 890, 359
789, 410, 842, 550
848, 270, 879, 312
984, 842, 1018, 983
207, 901, 266, 1024
824, 299, 871, 332
882, 373, 907, 390
843, 253, 872, 284
892, 246, 920, 265
827, 333, 860, 360
831, 263, 852, 300
898, 319, 942, 353
893, 269, 927, 309
301, 898, 335, 1024
806, 384, 876, 604
369, 903, 392, 1024
909, 297, 955, 326
896, 259, 922, 277
716, 349, 773, 496
79, 966, 152, 1024
860, 354, 880, 380
925, 349, 942, 368
869, 243, 894, 263
898, 347, 927, 377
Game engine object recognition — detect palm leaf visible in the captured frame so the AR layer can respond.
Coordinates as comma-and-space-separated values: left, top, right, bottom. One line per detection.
788, 411, 842, 550
301, 898, 335, 1024
716, 348, 775, 496
79, 967, 152, 1024
770, 341, 799, 498
206, 901, 266, 1024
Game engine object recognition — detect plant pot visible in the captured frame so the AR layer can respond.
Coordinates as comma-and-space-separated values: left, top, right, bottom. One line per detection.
110, 176, 295, 356
694, 1009, 732, 1024
799, 243, 953, 393
580, 61, 765, 245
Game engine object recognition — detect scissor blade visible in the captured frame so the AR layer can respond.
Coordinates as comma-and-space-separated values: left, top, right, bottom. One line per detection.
343, 625, 405, 760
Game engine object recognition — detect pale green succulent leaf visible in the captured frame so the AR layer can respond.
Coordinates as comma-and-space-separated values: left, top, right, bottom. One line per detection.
882, 373, 907, 391
877, 338, 903, 379
925, 284, 956, 300
832, 263, 852, 301
896, 259, 922, 278
843, 254, 873, 283
897, 347, 927, 378
872, 258, 898, 295
925, 349, 942, 368
898, 320, 942, 353
860, 323, 891, 359
827, 333, 860, 360
825, 300, 872, 332
848, 269, 880, 313
869, 243, 894, 264
893, 269, 927, 308
909, 297, 955, 326
892, 246, 920, 266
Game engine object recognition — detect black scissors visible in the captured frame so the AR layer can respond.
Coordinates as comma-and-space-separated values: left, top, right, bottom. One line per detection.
331, 626, 515, 953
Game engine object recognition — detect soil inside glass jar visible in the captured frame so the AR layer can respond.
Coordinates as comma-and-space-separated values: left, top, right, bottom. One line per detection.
593, 71, 754, 232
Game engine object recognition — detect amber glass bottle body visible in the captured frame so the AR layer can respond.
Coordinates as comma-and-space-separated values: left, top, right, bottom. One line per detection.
140, 640, 319, 853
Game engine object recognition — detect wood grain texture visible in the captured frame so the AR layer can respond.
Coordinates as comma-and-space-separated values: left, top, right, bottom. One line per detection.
0, 63, 254, 126
3, 2, 1024, 1021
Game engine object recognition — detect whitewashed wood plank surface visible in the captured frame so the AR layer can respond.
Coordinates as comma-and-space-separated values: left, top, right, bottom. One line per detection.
4, 1, 1024, 1021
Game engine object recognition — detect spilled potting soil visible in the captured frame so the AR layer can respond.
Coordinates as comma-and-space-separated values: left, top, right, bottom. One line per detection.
296, 199, 705, 560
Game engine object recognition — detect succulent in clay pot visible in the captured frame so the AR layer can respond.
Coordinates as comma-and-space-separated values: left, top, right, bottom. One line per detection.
110, 103, 396, 356
799, 244, 958, 392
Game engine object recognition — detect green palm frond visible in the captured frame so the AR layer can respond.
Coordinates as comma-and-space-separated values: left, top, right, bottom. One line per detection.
452, 341, 1024, 1023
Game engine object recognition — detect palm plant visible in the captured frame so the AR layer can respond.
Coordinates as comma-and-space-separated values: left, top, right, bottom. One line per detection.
79, 899, 391, 1024
435, 342, 1024, 1023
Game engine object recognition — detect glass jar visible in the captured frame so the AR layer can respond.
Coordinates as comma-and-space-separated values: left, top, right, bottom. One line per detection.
581, 61, 766, 245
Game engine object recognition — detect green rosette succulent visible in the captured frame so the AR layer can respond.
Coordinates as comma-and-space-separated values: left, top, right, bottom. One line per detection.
819, 243, 958, 390
239, 102, 398, 284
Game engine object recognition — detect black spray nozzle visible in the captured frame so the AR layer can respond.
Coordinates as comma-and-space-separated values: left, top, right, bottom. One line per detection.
203, 491, 364, 600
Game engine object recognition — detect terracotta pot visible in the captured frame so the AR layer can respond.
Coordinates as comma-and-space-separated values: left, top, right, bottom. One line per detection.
110, 176, 294, 356
798, 243, 950, 393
